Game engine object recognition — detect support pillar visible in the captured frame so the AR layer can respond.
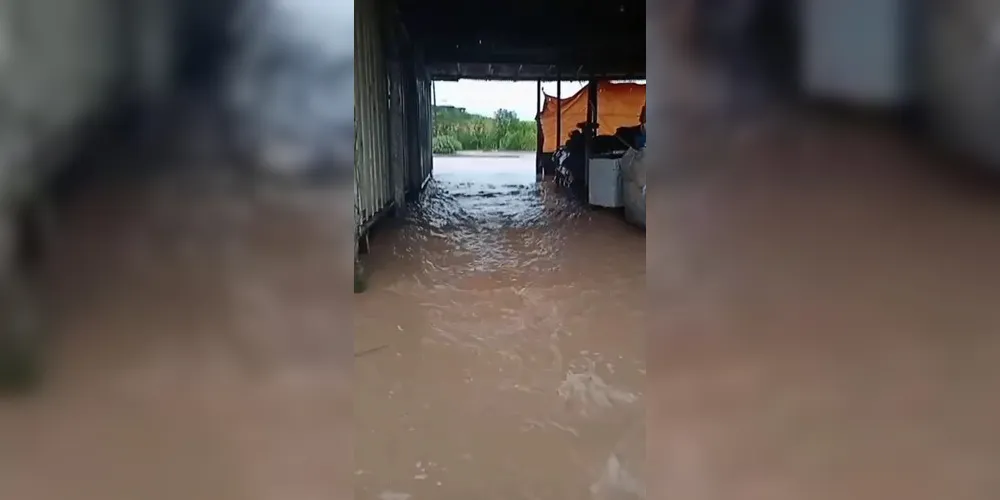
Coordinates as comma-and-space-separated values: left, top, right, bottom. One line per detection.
556, 77, 562, 153
584, 79, 599, 190
536, 80, 544, 181
588, 79, 599, 127
384, 8, 407, 215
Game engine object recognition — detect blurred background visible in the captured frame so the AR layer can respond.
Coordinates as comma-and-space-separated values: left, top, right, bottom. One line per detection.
2, 0, 1000, 498
0, 0, 354, 498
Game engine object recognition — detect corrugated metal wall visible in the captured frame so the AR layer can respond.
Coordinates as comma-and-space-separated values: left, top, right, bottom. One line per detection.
386, 9, 416, 209
395, 40, 434, 197
355, 0, 433, 244
354, 0, 393, 236
387, 61, 409, 210
415, 75, 434, 188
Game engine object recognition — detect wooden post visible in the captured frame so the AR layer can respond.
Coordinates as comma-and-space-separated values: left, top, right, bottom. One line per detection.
584, 79, 599, 190
536, 80, 544, 181
555, 76, 562, 152
588, 79, 599, 127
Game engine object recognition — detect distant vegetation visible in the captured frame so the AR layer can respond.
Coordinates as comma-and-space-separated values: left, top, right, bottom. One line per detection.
432, 135, 463, 155
432, 106, 536, 154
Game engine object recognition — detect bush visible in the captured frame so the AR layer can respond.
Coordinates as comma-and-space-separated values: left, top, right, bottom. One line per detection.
432, 135, 463, 154
433, 107, 537, 152
498, 128, 535, 151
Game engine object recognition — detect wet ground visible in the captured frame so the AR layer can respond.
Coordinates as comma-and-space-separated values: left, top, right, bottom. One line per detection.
355, 153, 646, 499
650, 105, 1000, 499
5, 99, 1000, 500
0, 146, 644, 499
0, 147, 353, 499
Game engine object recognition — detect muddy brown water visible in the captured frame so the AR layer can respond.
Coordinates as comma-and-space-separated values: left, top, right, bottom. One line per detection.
0, 149, 645, 499
9, 97, 1000, 500
0, 153, 353, 499
355, 153, 647, 500
647, 100, 1000, 499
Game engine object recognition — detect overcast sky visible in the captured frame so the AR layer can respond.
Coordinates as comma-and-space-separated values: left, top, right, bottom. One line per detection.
433, 80, 589, 120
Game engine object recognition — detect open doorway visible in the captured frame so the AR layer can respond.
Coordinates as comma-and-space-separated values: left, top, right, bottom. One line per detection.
427, 80, 565, 228
431, 80, 568, 186
423, 78, 647, 229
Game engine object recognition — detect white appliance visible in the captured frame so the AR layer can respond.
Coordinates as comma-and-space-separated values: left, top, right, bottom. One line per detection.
588, 157, 623, 208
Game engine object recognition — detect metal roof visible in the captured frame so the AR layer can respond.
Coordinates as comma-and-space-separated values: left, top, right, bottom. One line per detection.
396, 0, 646, 80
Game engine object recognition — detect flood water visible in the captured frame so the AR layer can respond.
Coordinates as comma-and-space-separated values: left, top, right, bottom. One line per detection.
0, 145, 353, 499
0, 147, 644, 499
6, 102, 1000, 499
355, 153, 646, 499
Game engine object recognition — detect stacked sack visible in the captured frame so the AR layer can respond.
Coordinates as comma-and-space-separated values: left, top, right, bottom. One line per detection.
619, 147, 646, 228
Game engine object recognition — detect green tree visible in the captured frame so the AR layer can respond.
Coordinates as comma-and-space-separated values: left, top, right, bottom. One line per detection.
432, 135, 463, 154
492, 109, 519, 149
432, 105, 536, 152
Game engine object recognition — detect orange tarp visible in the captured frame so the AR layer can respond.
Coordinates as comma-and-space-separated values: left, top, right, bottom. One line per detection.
538, 81, 646, 152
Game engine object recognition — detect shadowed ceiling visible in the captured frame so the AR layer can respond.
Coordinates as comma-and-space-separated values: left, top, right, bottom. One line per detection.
396, 0, 646, 80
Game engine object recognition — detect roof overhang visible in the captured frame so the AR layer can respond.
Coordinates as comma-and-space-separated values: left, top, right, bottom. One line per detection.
397, 0, 646, 80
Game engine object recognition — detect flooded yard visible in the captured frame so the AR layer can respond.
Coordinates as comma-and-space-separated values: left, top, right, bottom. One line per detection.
0, 152, 352, 499
355, 153, 646, 499
6, 104, 1000, 500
